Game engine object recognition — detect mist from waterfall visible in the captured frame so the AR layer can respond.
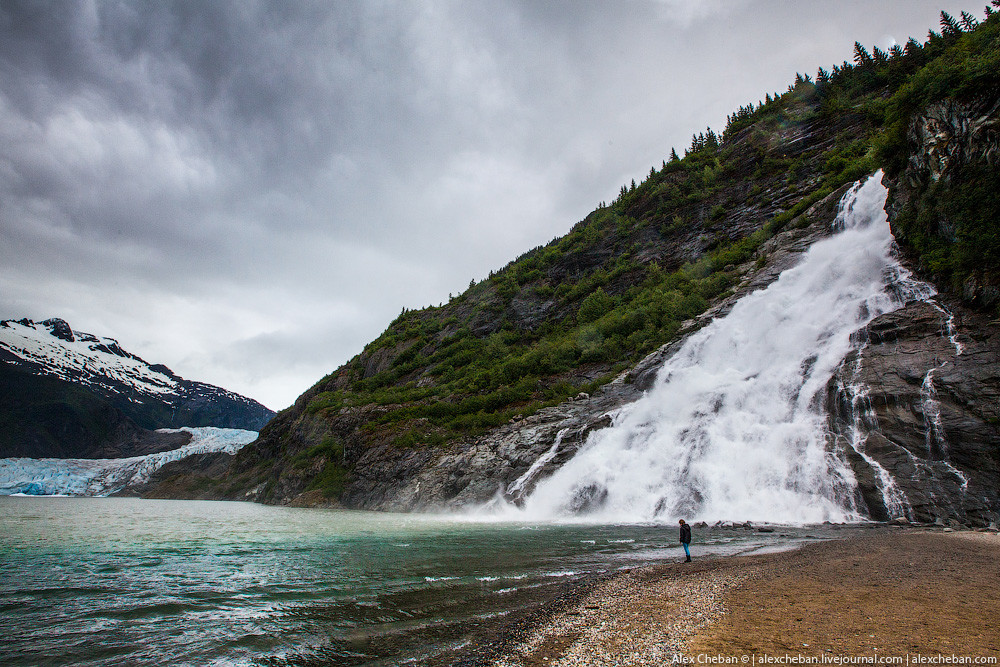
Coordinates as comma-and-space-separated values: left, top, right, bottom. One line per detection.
518, 172, 921, 524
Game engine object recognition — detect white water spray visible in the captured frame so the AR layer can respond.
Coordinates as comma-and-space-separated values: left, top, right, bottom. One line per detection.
518, 173, 922, 524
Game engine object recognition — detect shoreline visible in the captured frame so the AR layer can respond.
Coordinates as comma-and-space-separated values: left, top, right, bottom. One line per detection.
450, 527, 1000, 666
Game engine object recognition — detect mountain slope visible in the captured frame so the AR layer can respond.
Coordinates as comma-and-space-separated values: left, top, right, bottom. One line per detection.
150, 9, 1000, 524
0, 318, 275, 458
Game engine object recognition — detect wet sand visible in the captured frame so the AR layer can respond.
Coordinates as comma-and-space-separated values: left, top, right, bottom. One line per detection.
456, 528, 1000, 666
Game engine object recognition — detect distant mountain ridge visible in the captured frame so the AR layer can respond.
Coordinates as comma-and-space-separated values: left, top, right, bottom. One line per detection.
0, 317, 274, 458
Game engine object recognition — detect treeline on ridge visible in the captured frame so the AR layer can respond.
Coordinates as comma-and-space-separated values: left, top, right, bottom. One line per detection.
238, 7, 1000, 500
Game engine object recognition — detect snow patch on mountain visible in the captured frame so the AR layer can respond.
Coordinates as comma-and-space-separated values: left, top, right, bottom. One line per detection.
0, 318, 177, 398
0, 427, 257, 496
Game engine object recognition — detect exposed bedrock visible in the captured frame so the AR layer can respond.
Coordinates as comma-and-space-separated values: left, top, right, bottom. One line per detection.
828, 300, 1000, 526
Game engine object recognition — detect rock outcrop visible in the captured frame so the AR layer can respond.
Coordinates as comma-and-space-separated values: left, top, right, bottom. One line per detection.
903, 99, 999, 185
885, 96, 1000, 310
828, 299, 1000, 526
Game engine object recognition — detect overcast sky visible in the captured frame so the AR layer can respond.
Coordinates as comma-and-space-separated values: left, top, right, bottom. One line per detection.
0, 0, 985, 411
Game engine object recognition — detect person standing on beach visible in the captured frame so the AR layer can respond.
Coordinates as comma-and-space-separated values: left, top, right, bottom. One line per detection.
679, 519, 692, 562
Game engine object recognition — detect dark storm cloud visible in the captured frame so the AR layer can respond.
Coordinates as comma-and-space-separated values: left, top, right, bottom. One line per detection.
0, 0, 987, 409
2, 1, 534, 264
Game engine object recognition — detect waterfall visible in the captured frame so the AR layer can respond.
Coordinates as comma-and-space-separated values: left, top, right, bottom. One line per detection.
835, 340, 911, 518
916, 299, 970, 496
519, 172, 921, 524
506, 428, 570, 499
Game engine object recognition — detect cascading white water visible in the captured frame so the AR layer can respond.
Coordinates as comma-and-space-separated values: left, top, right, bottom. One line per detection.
507, 428, 570, 498
835, 340, 910, 518
916, 300, 970, 494
519, 172, 922, 524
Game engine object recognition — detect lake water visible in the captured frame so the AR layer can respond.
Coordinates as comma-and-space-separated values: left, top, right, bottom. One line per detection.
0, 497, 831, 666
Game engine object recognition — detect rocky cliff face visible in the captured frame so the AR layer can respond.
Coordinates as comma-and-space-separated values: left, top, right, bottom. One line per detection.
902, 99, 999, 184
828, 98, 1000, 528
884, 97, 1000, 310
828, 298, 1000, 527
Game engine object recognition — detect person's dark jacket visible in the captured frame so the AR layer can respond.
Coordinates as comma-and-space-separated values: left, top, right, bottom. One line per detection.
680, 523, 691, 544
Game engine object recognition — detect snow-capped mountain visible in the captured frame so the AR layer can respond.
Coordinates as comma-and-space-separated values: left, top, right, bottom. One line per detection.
0, 317, 274, 458
0, 317, 180, 398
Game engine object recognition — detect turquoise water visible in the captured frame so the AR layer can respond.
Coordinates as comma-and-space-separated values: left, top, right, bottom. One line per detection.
0, 497, 824, 666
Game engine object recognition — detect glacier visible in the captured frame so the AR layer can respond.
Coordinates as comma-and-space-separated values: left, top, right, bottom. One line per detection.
0, 427, 257, 496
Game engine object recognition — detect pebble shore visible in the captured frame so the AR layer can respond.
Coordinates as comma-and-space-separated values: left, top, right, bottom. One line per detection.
493, 559, 756, 666
455, 528, 1000, 666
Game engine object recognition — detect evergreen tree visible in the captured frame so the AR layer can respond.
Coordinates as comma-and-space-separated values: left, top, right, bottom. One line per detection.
889, 44, 904, 59
904, 37, 923, 57
689, 132, 705, 153
960, 11, 978, 30
853, 41, 872, 66
940, 11, 961, 36
872, 45, 888, 64
670, 148, 679, 162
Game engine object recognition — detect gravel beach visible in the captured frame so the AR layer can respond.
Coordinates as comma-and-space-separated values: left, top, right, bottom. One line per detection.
457, 528, 1000, 666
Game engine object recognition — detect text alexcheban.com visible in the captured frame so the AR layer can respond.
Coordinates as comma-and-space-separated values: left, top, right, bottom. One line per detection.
670, 655, 998, 665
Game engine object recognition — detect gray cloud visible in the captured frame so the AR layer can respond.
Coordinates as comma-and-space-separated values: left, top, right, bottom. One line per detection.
0, 0, 985, 410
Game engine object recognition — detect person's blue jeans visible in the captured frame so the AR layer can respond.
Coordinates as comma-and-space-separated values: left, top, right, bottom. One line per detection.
683, 543, 690, 557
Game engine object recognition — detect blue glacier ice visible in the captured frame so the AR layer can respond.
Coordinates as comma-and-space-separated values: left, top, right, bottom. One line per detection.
0, 427, 256, 496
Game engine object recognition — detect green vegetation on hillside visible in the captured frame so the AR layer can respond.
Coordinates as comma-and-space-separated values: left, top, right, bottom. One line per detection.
234, 7, 1000, 504
876, 10, 1000, 300
303, 7, 999, 447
